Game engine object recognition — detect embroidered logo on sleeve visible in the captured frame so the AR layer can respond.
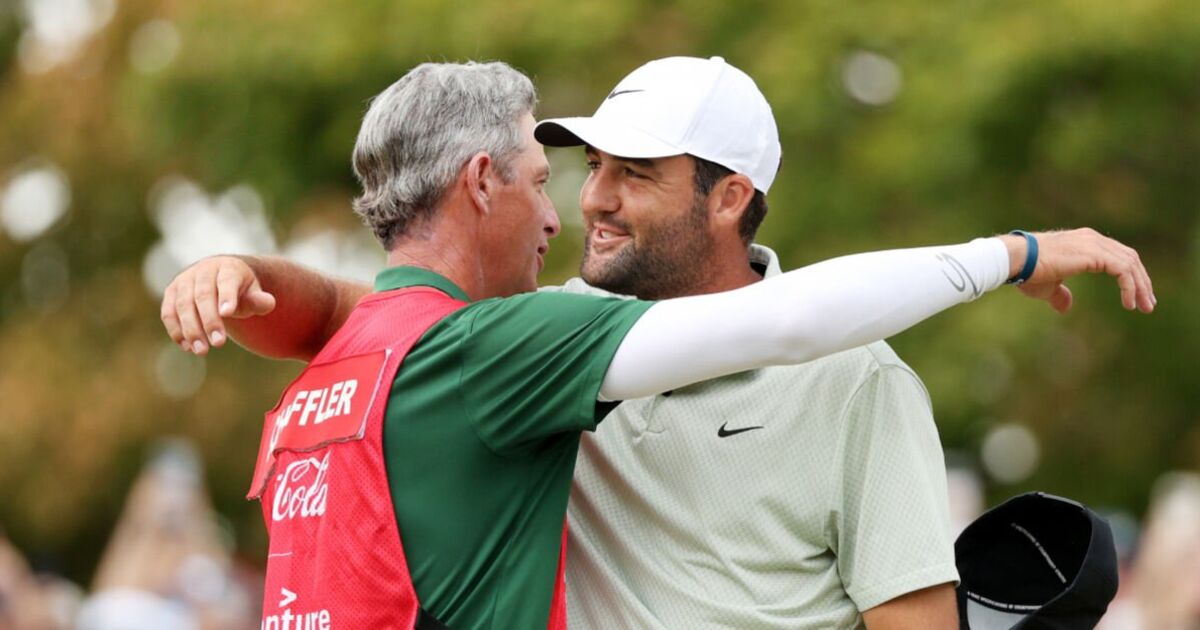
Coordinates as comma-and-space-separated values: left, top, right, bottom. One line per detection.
248, 350, 390, 499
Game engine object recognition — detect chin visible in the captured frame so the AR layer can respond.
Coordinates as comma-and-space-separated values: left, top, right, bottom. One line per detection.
580, 251, 609, 282
579, 265, 604, 288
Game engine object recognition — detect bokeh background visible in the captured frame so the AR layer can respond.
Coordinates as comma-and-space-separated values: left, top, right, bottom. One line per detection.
0, 0, 1197, 627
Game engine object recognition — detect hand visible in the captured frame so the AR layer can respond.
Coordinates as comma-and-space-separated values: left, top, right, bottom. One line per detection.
1000, 228, 1156, 314
160, 256, 277, 355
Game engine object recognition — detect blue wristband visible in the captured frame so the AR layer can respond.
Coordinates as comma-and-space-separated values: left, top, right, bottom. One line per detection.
1006, 230, 1038, 285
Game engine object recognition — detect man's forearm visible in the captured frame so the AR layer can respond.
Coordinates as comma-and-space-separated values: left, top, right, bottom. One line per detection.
163, 228, 1151, 365
601, 238, 1008, 400
600, 228, 1154, 401
228, 256, 370, 361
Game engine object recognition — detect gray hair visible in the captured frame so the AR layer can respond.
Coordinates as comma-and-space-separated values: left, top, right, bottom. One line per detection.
351, 61, 537, 248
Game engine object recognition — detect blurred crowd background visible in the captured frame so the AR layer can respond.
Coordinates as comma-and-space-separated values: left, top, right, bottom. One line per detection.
0, 0, 1197, 627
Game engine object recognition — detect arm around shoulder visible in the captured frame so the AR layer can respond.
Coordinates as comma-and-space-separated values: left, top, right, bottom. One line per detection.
599, 228, 1155, 401
226, 256, 370, 360
600, 238, 1009, 400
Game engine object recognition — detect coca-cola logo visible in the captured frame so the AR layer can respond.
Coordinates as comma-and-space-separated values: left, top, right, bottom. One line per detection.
272, 453, 330, 522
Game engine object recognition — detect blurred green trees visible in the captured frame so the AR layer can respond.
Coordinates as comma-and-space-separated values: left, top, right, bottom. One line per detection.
0, 0, 1196, 583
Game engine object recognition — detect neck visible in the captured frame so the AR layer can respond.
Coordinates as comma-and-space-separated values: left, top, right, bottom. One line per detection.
688, 246, 763, 296
385, 206, 489, 301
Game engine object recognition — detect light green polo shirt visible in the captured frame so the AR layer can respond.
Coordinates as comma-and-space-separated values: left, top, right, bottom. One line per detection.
559, 246, 959, 629
375, 267, 653, 629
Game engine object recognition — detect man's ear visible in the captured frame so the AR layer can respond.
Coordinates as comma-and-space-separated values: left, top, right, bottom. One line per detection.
464, 151, 495, 215
708, 173, 755, 232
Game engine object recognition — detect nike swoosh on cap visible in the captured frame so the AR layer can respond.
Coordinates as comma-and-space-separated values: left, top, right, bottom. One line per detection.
606, 89, 645, 100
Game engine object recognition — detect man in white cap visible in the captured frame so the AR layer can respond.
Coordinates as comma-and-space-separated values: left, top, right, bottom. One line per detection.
161, 58, 1153, 628
539, 55, 962, 628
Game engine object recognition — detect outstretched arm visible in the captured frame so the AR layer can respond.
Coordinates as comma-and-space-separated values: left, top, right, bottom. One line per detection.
160, 256, 369, 361
159, 228, 1153, 371
599, 229, 1154, 400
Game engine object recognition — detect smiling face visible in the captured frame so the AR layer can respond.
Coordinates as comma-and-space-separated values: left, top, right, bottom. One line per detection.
480, 113, 561, 297
578, 147, 715, 300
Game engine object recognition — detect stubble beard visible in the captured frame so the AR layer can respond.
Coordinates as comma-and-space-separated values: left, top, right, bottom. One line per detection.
580, 201, 714, 300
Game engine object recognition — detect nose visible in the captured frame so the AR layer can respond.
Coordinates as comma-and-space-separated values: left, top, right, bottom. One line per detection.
544, 198, 561, 239
579, 168, 618, 220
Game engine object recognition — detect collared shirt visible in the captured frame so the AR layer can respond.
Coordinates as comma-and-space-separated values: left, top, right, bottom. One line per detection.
557, 245, 958, 629
373, 266, 652, 629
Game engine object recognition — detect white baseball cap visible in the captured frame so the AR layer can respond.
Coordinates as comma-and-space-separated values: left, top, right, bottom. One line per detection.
535, 56, 782, 193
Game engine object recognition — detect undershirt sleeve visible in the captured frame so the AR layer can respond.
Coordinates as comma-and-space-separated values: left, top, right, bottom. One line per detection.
457, 292, 653, 456
600, 238, 1009, 401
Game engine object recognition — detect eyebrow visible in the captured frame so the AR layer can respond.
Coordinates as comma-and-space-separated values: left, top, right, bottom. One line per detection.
584, 145, 659, 172
621, 156, 657, 169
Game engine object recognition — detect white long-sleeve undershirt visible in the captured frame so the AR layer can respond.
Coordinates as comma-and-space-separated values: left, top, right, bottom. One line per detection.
598, 237, 1010, 401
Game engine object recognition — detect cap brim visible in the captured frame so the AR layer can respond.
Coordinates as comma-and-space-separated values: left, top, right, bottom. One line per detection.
534, 117, 684, 159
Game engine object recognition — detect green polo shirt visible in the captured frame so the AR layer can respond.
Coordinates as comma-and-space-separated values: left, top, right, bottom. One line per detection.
375, 267, 653, 629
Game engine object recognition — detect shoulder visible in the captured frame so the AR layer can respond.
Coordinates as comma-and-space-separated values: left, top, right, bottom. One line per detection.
410, 290, 639, 354
835, 342, 932, 411
857, 342, 924, 388
441, 291, 652, 368
856, 342, 929, 402
706, 342, 922, 433
461, 290, 645, 329
827, 343, 937, 446
747, 342, 932, 429
857, 341, 913, 372
829, 342, 923, 389
539, 277, 629, 299
766, 341, 921, 393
